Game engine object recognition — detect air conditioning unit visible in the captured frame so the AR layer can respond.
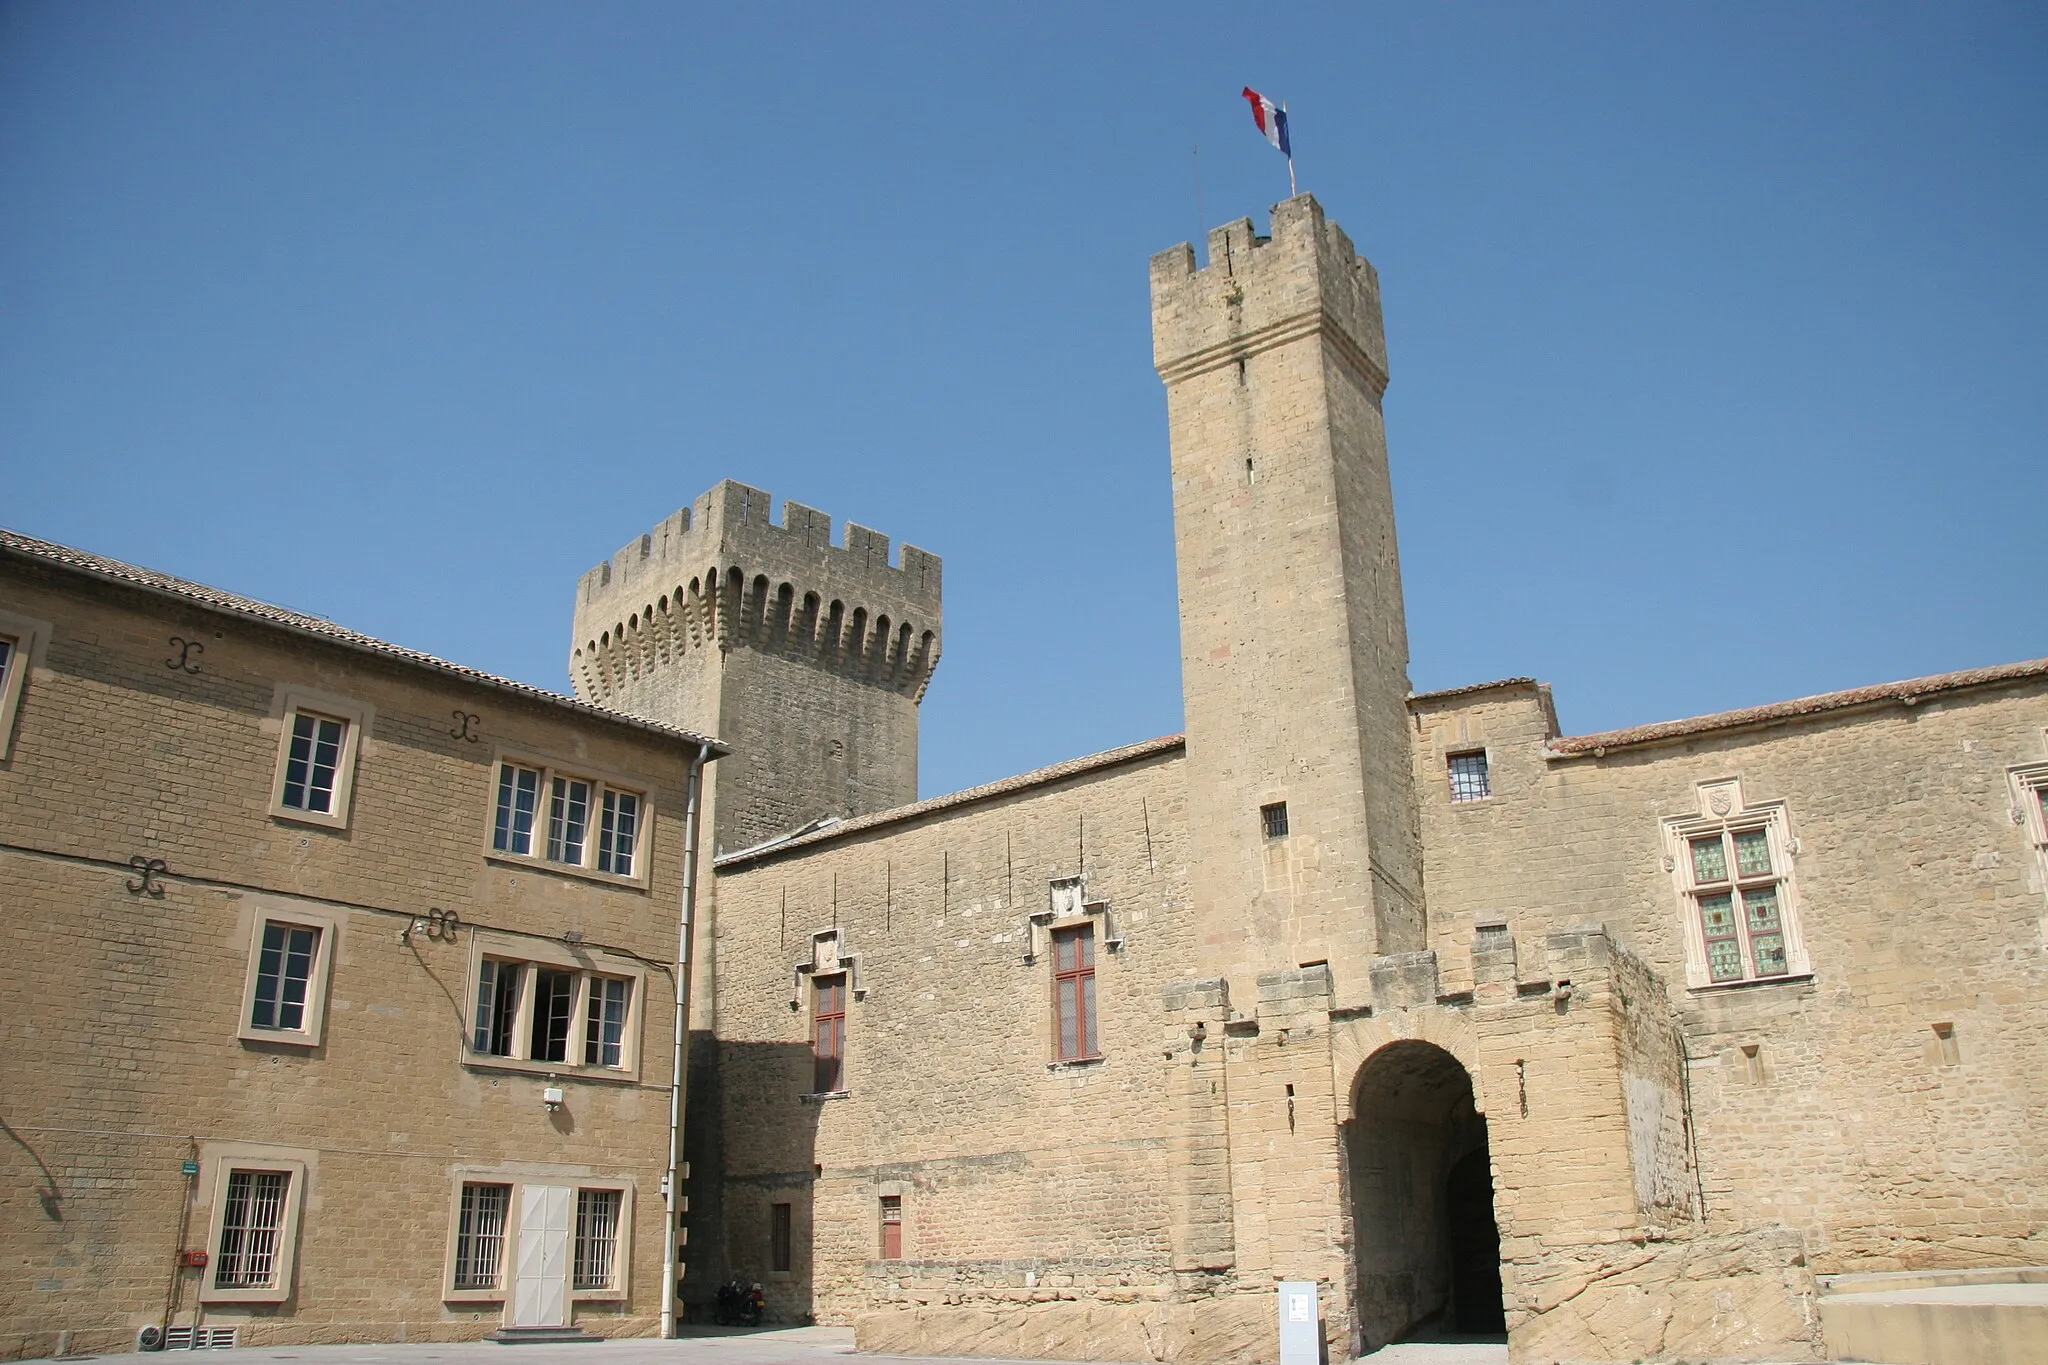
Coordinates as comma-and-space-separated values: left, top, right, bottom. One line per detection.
137, 1325, 165, 1352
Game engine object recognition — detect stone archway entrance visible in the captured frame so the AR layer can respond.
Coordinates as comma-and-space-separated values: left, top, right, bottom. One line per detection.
1346, 1040, 1505, 1351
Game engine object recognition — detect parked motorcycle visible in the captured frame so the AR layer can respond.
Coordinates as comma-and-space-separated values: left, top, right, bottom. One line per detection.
714, 1278, 766, 1326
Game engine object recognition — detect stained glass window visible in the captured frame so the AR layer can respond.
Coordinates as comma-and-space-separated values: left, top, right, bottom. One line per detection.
1734, 828, 1773, 877
1690, 836, 1728, 883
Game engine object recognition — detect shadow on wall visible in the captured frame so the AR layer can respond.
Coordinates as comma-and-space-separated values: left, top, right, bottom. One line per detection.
683, 1037, 824, 1326
1344, 1039, 1504, 1353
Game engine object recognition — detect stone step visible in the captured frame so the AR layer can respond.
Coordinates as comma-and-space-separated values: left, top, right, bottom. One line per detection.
483, 1325, 604, 1345
1815, 1270, 2048, 1365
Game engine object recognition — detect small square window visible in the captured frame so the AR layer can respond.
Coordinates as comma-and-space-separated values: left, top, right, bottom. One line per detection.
1447, 752, 1491, 803
1260, 802, 1289, 838
267, 690, 367, 830
489, 757, 647, 883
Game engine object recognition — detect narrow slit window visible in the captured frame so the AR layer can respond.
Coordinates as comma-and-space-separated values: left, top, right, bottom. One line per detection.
813, 974, 847, 1093
879, 1195, 902, 1259
1052, 924, 1099, 1061
771, 1202, 793, 1272
1447, 751, 1491, 803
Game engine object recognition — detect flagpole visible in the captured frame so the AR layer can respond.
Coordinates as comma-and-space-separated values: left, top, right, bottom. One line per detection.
1283, 101, 1296, 196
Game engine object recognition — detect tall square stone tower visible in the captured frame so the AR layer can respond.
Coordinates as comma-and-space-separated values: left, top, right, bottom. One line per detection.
1151, 194, 1425, 1004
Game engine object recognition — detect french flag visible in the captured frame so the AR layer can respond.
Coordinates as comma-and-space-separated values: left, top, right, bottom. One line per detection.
1242, 87, 1290, 157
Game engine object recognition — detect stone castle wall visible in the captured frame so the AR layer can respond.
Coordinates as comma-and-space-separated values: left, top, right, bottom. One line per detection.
704, 739, 1191, 1357
1412, 676, 2048, 1276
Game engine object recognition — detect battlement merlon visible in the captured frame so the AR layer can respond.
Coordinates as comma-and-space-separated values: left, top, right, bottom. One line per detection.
572, 479, 942, 635
1148, 194, 1388, 394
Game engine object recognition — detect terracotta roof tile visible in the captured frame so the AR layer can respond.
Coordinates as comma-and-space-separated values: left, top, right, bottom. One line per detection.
1546, 657, 2048, 758
0, 527, 726, 753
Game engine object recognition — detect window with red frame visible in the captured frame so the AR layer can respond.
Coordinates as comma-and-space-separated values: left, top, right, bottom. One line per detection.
813, 974, 846, 1093
1052, 924, 1098, 1061
879, 1195, 902, 1259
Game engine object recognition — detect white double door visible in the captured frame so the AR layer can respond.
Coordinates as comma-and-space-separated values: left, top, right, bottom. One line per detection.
511, 1185, 572, 1328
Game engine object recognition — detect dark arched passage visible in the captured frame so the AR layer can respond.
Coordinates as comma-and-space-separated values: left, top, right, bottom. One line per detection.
1345, 1040, 1505, 1351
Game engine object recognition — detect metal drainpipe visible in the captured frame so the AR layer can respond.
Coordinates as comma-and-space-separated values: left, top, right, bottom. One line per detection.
661, 745, 709, 1339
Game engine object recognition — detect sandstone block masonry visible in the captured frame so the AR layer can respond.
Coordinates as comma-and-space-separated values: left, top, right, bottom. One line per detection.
0, 534, 718, 1359
570, 479, 940, 853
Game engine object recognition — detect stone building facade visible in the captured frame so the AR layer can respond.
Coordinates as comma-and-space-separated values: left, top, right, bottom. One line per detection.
0, 534, 720, 1359
566, 197, 2048, 1362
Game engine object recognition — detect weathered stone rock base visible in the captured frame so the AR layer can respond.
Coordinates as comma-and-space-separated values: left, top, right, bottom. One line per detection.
1508, 1226, 1822, 1363
854, 1290, 1293, 1365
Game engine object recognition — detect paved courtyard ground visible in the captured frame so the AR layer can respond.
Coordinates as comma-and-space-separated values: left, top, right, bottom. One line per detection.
15, 1324, 1511, 1365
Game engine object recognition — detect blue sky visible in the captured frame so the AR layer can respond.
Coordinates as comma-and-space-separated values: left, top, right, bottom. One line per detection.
3, 3, 2043, 801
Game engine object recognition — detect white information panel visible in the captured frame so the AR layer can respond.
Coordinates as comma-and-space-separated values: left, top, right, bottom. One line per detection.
1277, 1280, 1319, 1365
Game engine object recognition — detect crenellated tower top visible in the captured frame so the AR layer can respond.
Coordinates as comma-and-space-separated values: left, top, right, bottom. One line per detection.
571, 480, 942, 716
569, 480, 942, 850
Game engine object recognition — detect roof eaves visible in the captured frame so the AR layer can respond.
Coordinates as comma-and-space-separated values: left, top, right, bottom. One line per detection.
1544, 657, 2048, 760
716, 733, 1186, 869
1409, 677, 1541, 705
0, 528, 728, 755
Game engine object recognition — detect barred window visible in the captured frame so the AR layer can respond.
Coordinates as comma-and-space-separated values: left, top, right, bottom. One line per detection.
214, 1171, 290, 1289
453, 1183, 511, 1290
573, 1189, 622, 1290
1261, 801, 1289, 838
1447, 751, 1491, 803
